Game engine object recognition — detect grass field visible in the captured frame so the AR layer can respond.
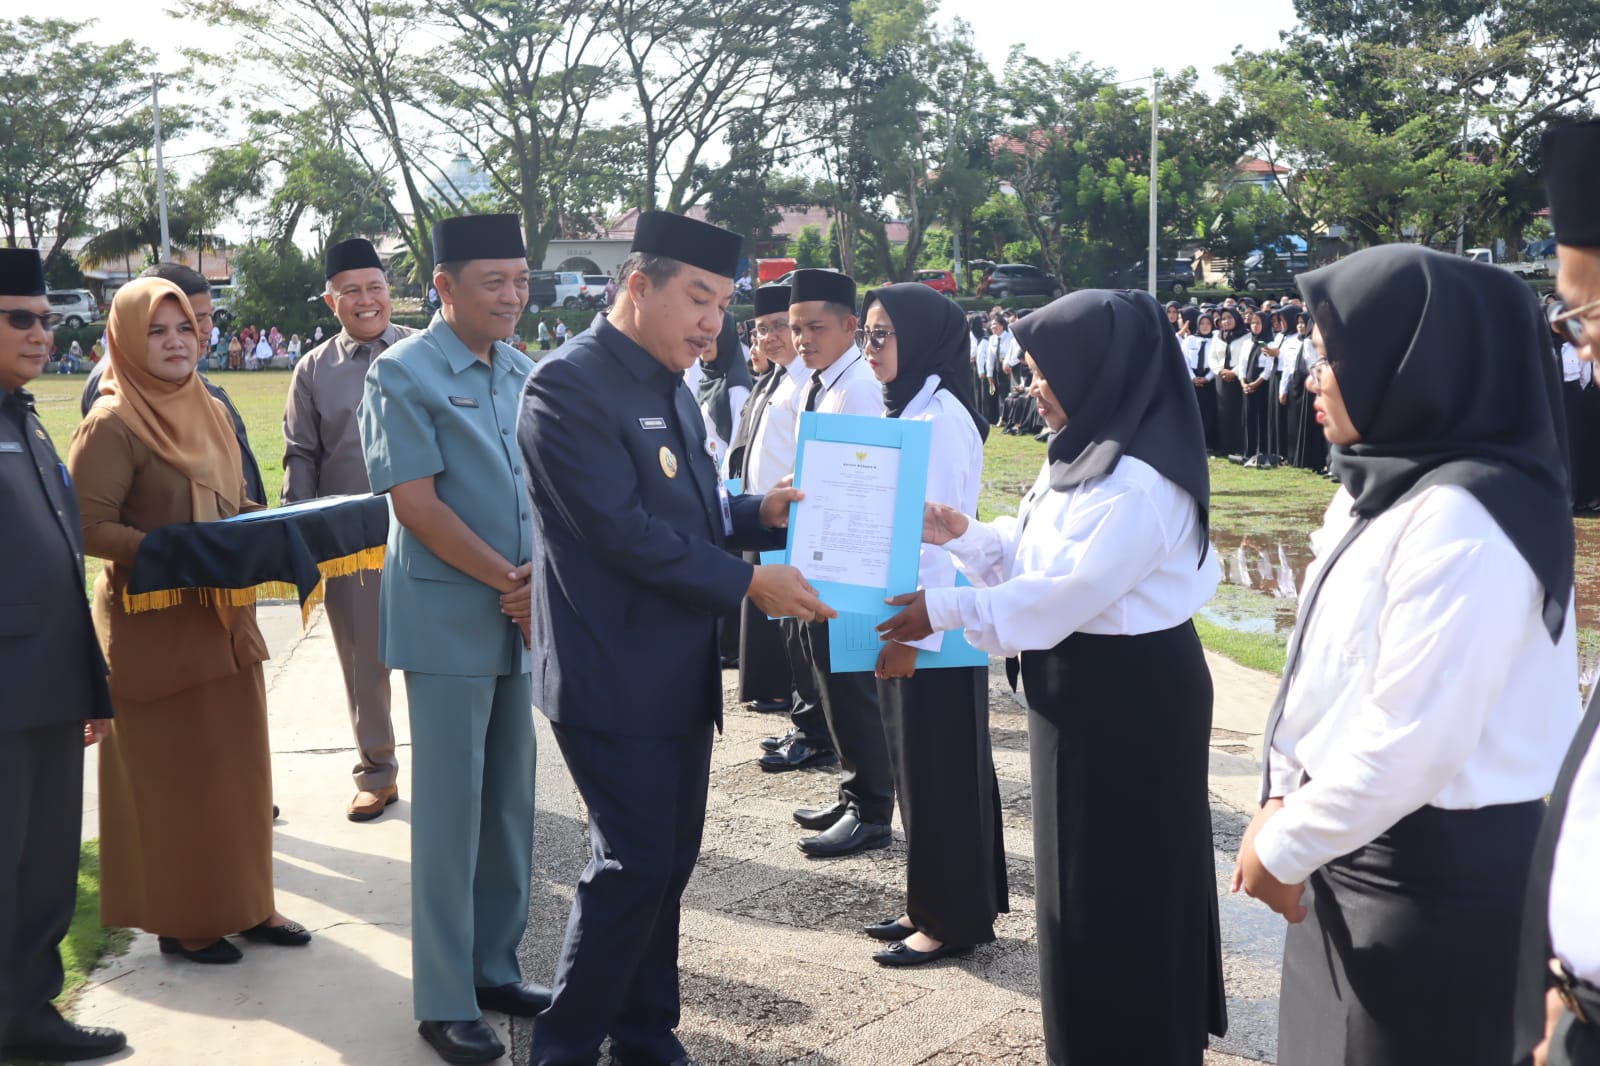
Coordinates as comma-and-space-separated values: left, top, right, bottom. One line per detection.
57, 840, 133, 1008
28, 370, 1318, 671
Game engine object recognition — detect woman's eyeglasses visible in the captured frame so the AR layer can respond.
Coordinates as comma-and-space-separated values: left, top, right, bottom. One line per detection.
1550, 297, 1599, 348
753, 322, 791, 338
854, 328, 897, 350
2, 310, 64, 332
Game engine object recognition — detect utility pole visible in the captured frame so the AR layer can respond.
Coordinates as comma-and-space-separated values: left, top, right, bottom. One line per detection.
152, 76, 172, 263
1454, 106, 1468, 256
1148, 73, 1160, 297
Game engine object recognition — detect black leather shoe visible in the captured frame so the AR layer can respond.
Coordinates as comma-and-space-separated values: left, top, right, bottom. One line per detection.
475, 980, 552, 1016
758, 738, 836, 772
759, 729, 797, 753
797, 812, 891, 857
610, 1049, 701, 1066
792, 801, 848, 831
240, 919, 312, 946
158, 936, 243, 964
273, 804, 280, 819
862, 916, 915, 941
751, 696, 789, 713
418, 1018, 504, 1064
872, 939, 974, 967
0, 1004, 126, 1062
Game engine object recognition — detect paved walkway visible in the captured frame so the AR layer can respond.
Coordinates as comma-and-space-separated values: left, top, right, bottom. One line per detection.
68, 606, 1287, 1065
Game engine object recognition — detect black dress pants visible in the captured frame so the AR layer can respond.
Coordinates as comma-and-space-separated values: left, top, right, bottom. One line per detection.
0, 722, 83, 1038
796, 620, 894, 824
779, 618, 829, 745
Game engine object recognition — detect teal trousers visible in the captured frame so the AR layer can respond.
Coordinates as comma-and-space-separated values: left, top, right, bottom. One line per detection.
404, 670, 535, 1020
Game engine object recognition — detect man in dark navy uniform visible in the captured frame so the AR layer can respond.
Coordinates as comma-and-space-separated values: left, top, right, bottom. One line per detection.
0, 247, 126, 1063
519, 212, 833, 1066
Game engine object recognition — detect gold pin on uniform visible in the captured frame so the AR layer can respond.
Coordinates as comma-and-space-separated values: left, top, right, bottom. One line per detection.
659, 446, 678, 478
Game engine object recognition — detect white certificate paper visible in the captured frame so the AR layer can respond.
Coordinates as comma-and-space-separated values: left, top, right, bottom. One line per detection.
788, 439, 901, 589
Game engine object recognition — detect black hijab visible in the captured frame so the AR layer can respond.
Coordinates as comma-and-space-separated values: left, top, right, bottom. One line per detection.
1011, 289, 1210, 560
1299, 243, 1572, 640
696, 310, 753, 443
864, 283, 989, 441
1215, 308, 1244, 342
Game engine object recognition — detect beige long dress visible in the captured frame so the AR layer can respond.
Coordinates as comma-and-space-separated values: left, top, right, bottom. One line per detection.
68, 409, 275, 939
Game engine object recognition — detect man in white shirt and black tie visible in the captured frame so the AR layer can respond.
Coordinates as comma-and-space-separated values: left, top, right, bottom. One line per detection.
780, 269, 897, 857
1518, 116, 1600, 1066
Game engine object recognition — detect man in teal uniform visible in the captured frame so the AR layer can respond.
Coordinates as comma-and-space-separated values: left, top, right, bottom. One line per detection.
359, 213, 546, 1066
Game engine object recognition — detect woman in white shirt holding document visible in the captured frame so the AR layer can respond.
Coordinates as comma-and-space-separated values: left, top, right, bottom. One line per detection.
855, 282, 1006, 969
1233, 244, 1578, 1066
878, 288, 1226, 1065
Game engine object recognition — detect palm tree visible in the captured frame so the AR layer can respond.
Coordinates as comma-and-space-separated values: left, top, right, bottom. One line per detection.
78, 158, 221, 271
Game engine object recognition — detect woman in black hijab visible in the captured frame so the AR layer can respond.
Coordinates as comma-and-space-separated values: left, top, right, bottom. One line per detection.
1233, 245, 1578, 1066
1211, 307, 1247, 457
853, 283, 1006, 968
695, 310, 752, 462
1186, 311, 1219, 454
1241, 309, 1275, 464
1277, 307, 1324, 472
879, 289, 1227, 1063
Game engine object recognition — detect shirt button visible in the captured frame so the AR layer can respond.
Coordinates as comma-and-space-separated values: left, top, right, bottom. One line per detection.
521, 512, 528, 520
501, 427, 509, 435
513, 466, 521, 475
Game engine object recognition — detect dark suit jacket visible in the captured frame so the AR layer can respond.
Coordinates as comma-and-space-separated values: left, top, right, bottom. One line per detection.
82, 360, 266, 504
1, 387, 112, 731
518, 319, 781, 737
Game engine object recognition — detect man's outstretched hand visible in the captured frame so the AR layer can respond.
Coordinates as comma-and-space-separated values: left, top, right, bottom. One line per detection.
748, 564, 836, 623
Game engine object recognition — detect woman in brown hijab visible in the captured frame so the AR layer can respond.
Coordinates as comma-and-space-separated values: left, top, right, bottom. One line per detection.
67, 277, 310, 964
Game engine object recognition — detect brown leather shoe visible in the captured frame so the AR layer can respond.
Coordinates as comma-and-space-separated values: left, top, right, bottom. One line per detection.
348, 785, 399, 822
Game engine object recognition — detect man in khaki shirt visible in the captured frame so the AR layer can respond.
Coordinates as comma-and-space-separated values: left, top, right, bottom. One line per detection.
283, 238, 415, 821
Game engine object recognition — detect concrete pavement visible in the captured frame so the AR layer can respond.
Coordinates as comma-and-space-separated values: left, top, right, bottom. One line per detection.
65, 606, 1287, 1065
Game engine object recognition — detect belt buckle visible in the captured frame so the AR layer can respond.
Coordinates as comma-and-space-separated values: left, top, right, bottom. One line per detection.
1552, 958, 1593, 1026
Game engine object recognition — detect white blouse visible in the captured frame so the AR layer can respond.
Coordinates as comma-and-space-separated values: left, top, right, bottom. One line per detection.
1256, 484, 1579, 886
925, 456, 1218, 657
1182, 335, 1212, 380
1205, 336, 1234, 377
744, 358, 810, 494
1277, 335, 1305, 398
1552, 729, 1600, 983
894, 376, 983, 653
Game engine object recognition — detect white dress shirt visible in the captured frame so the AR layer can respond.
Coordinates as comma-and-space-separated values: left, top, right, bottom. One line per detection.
1552, 732, 1600, 983
1205, 336, 1232, 377
975, 333, 1012, 377
1277, 335, 1304, 399
894, 375, 983, 653
925, 456, 1218, 657
1183, 335, 1212, 380
745, 357, 810, 493
1561, 341, 1583, 383
801, 346, 882, 423
1256, 484, 1578, 885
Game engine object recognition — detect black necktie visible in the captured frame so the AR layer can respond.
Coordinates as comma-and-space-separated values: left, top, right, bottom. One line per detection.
803, 371, 824, 413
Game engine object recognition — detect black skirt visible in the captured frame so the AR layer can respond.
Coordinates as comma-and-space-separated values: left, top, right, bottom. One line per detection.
1279, 799, 1544, 1066
877, 664, 1008, 946
1021, 621, 1226, 1065
1193, 379, 1219, 455
1216, 377, 1244, 456
736, 551, 791, 702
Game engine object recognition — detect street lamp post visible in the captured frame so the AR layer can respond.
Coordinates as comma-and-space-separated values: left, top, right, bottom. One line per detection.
152, 76, 172, 264
1148, 72, 1160, 298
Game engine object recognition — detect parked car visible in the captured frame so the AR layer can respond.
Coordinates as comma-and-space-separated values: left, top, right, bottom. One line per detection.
1465, 247, 1554, 279
208, 284, 240, 327
913, 269, 958, 296
978, 263, 1063, 300
47, 289, 101, 329
1119, 259, 1196, 296
1243, 252, 1310, 291
528, 272, 561, 312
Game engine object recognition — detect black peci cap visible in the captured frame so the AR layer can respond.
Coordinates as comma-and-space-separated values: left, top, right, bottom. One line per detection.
324, 238, 384, 280
630, 211, 744, 279
433, 214, 527, 267
1543, 119, 1600, 248
788, 269, 856, 312
0, 248, 47, 297
753, 284, 791, 317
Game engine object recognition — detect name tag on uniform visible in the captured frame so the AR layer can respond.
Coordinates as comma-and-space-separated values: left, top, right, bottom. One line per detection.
638, 417, 667, 430
448, 396, 480, 408
0, 441, 23, 453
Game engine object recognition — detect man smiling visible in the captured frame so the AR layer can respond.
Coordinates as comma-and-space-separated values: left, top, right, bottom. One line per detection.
284, 238, 414, 822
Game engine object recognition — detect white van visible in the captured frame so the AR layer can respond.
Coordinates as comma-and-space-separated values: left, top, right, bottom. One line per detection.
47, 289, 101, 329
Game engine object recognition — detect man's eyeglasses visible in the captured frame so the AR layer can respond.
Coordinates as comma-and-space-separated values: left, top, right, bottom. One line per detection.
854, 328, 897, 350
753, 323, 791, 338
1, 309, 64, 332
1550, 297, 1600, 348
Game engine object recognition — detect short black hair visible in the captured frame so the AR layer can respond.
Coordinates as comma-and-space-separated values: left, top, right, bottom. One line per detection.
138, 262, 209, 298
436, 261, 463, 279
617, 252, 682, 288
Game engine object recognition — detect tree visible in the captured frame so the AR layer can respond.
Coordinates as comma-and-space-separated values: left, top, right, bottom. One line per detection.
0, 18, 174, 269
788, 224, 828, 269
230, 242, 329, 336
78, 158, 222, 272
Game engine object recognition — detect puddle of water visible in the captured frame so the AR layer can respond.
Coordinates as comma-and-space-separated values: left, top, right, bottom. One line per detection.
1206, 519, 1600, 687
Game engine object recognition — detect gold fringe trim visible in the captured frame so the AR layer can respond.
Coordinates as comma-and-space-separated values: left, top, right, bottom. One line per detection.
121, 547, 386, 627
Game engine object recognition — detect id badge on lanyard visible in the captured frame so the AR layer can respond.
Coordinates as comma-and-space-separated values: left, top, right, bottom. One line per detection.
707, 438, 734, 537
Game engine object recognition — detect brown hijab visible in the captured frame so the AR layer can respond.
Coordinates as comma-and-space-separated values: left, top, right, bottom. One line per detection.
102, 277, 242, 521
